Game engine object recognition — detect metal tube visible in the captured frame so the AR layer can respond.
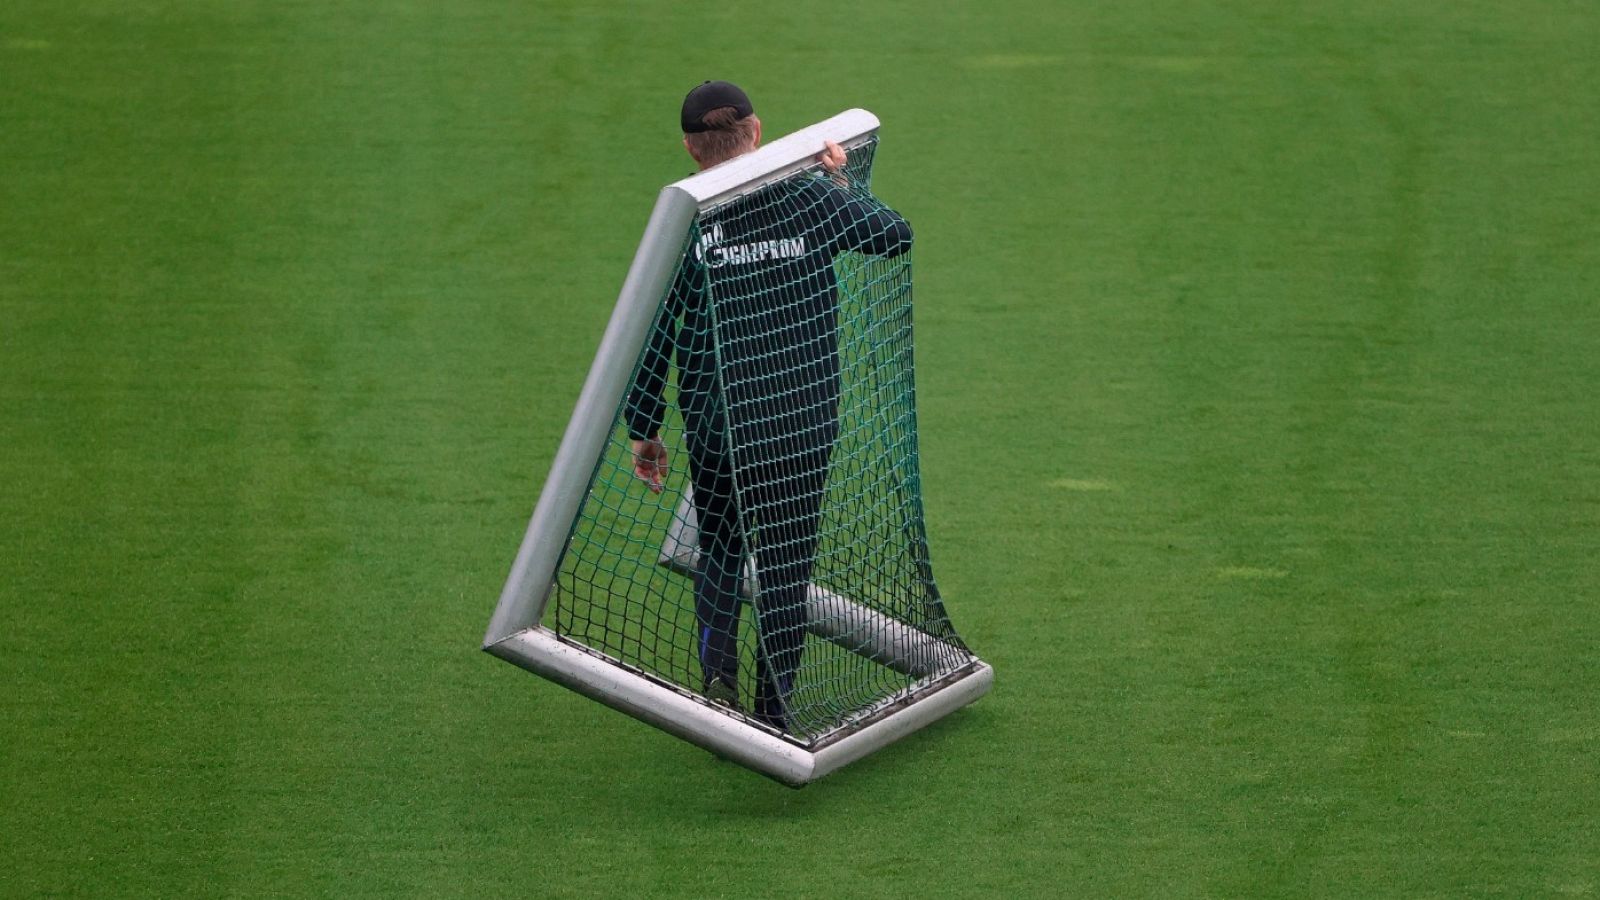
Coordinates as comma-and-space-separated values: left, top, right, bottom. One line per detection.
808, 662, 993, 782
486, 628, 992, 787
484, 186, 698, 645
486, 628, 815, 785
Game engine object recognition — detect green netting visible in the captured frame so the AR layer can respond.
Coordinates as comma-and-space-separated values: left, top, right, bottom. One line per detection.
551, 138, 972, 744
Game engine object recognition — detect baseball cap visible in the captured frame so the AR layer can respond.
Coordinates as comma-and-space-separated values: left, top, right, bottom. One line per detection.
681, 80, 754, 133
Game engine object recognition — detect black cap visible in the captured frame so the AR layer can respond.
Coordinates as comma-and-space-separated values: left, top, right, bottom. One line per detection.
681, 80, 753, 133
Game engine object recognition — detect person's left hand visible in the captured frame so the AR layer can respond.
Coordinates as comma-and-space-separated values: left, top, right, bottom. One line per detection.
817, 139, 847, 174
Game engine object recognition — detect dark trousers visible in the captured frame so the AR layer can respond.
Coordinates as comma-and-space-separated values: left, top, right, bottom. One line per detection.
689, 444, 831, 730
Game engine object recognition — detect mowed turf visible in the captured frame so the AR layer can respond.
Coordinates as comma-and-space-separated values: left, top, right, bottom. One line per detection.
3, 1, 1598, 896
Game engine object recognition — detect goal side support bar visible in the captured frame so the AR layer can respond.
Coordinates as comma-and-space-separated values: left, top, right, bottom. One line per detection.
484, 627, 993, 786
484, 108, 884, 647
658, 497, 961, 679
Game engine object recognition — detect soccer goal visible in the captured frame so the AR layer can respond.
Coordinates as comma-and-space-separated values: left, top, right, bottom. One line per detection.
483, 109, 992, 786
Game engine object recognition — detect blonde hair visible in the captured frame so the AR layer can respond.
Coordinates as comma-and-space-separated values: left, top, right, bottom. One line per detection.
684, 106, 758, 167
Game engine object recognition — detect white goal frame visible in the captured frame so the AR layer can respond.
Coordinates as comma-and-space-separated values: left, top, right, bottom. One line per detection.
483, 109, 992, 786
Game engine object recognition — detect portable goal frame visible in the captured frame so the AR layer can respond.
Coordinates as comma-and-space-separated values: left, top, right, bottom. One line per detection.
482, 109, 992, 786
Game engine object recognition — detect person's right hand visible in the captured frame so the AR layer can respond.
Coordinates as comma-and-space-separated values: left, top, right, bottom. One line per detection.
631, 437, 669, 493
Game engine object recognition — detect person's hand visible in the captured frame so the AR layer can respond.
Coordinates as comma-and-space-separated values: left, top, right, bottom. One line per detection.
817, 140, 848, 185
817, 139, 847, 172
631, 437, 669, 493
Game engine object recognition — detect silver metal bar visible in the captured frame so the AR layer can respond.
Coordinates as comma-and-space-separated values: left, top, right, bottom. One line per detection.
484, 187, 698, 645
486, 627, 815, 784
659, 492, 960, 679
808, 662, 993, 782
803, 585, 959, 680
486, 627, 993, 786
675, 109, 880, 206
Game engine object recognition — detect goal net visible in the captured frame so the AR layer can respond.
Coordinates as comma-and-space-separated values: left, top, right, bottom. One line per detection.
484, 110, 991, 786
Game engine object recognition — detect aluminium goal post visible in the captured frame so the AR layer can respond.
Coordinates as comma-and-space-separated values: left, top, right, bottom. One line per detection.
483, 109, 991, 786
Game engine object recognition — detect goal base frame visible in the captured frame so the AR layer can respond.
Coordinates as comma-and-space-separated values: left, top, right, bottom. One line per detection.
486, 625, 993, 787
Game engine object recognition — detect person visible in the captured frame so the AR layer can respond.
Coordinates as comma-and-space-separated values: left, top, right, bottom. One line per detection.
624, 81, 913, 732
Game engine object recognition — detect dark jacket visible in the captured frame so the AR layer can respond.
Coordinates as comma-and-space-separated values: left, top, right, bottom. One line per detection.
625, 175, 912, 465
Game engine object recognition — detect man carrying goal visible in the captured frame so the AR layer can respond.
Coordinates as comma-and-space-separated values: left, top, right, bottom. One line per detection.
624, 81, 913, 732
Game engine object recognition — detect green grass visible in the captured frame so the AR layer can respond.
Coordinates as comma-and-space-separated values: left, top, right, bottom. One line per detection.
3, 1, 1599, 896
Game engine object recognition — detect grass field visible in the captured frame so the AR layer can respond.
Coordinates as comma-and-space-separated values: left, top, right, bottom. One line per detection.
4, 1, 1599, 896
